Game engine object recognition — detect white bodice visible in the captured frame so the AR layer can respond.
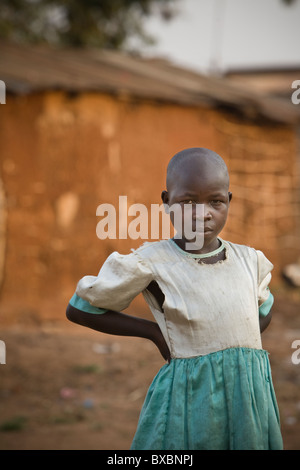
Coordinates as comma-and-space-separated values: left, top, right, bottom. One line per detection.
76, 239, 273, 358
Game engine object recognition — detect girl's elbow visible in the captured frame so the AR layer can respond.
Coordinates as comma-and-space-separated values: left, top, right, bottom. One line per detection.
66, 303, 79, 324
260, 310, 272, 333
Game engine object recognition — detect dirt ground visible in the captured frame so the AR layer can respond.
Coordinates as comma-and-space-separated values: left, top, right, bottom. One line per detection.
0, 289, 300, 451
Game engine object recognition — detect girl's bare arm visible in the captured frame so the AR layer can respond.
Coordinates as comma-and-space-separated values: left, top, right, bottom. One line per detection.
259, 310, 272, 333
66, 303, 171, 362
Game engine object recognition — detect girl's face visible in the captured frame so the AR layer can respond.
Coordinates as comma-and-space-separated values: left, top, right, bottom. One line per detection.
162, 162, 232, 252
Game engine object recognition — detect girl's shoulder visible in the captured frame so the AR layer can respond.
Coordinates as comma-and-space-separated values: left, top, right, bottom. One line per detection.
224, 240, 273, 270
224, 240, 257, 257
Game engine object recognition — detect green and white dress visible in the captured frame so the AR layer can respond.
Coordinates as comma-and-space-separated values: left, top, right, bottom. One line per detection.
70, 239, 283, 450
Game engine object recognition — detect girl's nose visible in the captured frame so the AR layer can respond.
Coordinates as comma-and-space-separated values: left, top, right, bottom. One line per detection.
191, 203, 205, 221
204, 206, 212, 220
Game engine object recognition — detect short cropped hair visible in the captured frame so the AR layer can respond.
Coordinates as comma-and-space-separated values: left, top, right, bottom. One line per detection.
166, 147, 229, 190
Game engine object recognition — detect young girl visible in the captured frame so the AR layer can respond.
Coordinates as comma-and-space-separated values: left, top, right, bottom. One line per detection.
66, 147, 283, 450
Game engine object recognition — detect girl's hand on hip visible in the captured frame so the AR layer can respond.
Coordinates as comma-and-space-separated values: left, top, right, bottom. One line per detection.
151, 323, 171, 363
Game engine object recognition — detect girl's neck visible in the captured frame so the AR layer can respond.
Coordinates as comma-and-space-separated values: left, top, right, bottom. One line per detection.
172, 237, 221, 256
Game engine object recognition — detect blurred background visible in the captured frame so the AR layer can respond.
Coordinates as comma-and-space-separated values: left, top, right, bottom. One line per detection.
0, 0, 300, 450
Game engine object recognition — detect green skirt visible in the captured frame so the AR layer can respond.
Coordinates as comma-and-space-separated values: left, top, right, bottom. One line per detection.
130, 347, 283, 450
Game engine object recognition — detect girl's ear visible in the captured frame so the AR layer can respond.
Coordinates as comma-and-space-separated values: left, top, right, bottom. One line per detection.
161, 190, 169, 204
161, 190, 170, 214
228, 192, 232, 203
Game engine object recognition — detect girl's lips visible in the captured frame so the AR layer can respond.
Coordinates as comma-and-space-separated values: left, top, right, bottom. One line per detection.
190, 227, 213, 234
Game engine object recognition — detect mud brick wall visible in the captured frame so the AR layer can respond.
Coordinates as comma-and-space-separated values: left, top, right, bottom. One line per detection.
216, 118, 300, 271
0, 91, 299, 323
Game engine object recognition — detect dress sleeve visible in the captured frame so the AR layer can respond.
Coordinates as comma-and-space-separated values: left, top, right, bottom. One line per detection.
69, 293, 109, 314
256, 250, 274, 317
75, 250, 153, 312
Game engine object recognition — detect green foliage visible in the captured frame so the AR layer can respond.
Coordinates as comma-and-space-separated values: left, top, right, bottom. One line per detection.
0, 415, 27, 431
72, 363, 103, 374
0, 0, 177, 49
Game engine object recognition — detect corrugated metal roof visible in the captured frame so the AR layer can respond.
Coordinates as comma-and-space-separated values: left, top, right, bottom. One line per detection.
1, 42, 300, 124
225, 67, 300, 98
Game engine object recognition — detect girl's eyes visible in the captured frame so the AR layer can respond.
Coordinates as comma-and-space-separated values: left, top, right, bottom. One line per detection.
181, 200, 223, 206
186, 200, 195, 205
211, 200, 222, 206
179, 199, 195, 205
